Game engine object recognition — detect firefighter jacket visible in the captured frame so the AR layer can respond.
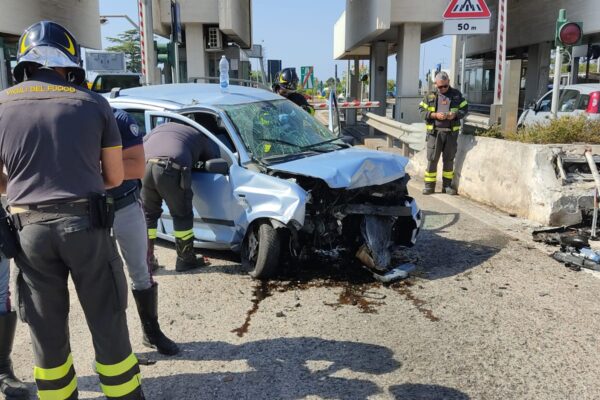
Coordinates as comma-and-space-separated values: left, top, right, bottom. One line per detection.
418, 87, 468, 133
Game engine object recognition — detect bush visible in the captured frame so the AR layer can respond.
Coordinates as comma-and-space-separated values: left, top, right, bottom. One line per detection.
474, 116, 600, 144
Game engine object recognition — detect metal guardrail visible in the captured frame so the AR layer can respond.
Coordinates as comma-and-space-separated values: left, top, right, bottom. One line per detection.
362, 112, 426, 156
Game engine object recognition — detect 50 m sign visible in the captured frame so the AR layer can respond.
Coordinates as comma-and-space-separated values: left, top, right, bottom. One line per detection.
444, 19, 490, 35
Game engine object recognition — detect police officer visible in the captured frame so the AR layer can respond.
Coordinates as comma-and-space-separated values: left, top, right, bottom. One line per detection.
0, 21, 143, 399
142, 122, 214, 272
418, 71, 468, 195
111, 109, 179, 356
273, 68, 315, 115
0, 256, 28, 399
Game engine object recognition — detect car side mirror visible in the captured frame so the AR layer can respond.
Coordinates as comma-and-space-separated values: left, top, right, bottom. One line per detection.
205, 158, 229, 175
340, 135, 355, 146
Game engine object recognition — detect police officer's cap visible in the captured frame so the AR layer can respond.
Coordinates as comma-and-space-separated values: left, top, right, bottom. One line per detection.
278, 68, 299, 91
14, 21, 84, 85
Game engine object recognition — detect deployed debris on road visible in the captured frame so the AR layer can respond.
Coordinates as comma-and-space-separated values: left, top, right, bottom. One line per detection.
534, 226, 600, 271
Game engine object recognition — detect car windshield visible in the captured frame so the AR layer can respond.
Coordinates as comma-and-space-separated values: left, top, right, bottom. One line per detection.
222, 99, 344, 163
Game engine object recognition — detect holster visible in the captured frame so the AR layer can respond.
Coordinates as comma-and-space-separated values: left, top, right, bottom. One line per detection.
89, 193, 115, 229
179, 167, 191, 190
0, 207, 20, 258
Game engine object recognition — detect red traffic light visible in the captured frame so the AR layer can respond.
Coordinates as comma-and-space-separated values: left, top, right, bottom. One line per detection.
559, 22, 582, 46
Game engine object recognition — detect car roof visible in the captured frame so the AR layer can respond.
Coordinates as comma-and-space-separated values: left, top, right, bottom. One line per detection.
563, 83, 600, 94
110, 83, 281, 108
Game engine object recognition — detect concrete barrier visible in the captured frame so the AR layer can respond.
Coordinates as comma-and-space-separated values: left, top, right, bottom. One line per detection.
407, 135, 600, 226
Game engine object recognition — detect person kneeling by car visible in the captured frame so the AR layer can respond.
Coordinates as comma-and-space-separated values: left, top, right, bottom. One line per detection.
142, 122, 216, 272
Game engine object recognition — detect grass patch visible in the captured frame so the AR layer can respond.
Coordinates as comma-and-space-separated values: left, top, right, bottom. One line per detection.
474, 116, 600, 144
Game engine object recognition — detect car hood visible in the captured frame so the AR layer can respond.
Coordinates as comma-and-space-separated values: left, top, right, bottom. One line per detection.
268, 148, 409, 189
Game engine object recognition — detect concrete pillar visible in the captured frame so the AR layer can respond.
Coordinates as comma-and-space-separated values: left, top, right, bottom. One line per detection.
369, 41, 388, 117
395, 23, 422, 123
347, 58, 360, 125
524, 42, 552, 106
501, 59, 522, 134
570, 57, 579, 85
186, 23, 206, 81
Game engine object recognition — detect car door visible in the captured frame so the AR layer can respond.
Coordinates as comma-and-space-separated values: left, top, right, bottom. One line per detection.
144, 110, 246, 249
522, 89, 580, 126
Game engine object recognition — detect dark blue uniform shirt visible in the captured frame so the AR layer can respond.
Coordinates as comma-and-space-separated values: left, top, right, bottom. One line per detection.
108, 109, 143, 199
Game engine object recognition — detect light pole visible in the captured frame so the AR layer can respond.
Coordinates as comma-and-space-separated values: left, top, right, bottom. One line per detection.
99, 15, 139, 29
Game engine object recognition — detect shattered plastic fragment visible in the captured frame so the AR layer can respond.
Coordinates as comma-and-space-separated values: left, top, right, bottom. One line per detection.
360, 215, 395, 270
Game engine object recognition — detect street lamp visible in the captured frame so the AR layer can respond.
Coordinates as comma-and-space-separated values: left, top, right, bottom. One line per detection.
99, 15, 139, 29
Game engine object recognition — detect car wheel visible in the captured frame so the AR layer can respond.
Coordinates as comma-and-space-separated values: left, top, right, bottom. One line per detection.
242, 221, 281, 279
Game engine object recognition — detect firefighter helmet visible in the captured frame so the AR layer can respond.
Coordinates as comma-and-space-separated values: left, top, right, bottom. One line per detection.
14, 21, 84, 84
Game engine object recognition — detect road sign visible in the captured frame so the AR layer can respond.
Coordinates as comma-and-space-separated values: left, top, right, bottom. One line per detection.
443, 0, 490, 19
443, 0, 490, 35
301, 66, 314, 89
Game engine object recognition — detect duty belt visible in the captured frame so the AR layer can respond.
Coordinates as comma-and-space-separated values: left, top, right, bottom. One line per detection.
10, 200, 89, 229
147, 158, 183, 171
113, 188, 139, 211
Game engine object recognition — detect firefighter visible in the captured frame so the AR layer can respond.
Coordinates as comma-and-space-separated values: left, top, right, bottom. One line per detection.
142, 122, 216, 272
0, 21, 143, 399
418, 71, 468, 195
273, 68, 315, 115
0, 257, 28, 399
111, 109, 179, 356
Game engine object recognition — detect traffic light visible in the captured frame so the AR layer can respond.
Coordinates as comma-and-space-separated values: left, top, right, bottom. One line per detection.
156, 41, 175, 65
555, 9, 583, 47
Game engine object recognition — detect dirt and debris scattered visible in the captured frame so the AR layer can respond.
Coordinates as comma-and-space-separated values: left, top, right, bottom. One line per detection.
232, 260, 438, 336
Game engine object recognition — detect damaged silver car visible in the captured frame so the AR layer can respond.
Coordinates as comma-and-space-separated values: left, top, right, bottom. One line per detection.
108, 83, 422, 279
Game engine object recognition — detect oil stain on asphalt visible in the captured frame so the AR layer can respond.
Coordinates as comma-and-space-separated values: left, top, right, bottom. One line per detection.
231, 262, 439, 337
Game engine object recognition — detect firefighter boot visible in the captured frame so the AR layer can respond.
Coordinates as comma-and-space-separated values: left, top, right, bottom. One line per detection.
175, 237, 206, 272
442, 178, 457, 195
422, 181, 435, 195
0, 311, 28, 399
147, 238, 160, 272
132, 284, 180, 356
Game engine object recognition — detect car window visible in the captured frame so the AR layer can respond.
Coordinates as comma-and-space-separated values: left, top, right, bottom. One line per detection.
186, 112, 236, 153
222, 99, 343, 163
558, 89, 580, 112
538, 91, 554, 112
122, 109, 148, 136
578, 94, 590, 110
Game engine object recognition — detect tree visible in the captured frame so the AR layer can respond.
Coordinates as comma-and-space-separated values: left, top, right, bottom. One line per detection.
387, 79, 396, 92
105, 29, 141, 73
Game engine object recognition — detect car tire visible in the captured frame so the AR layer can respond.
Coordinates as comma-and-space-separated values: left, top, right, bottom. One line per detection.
242, 221, 281, 279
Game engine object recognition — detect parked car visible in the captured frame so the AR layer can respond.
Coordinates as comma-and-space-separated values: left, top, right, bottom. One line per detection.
107, 83, 421, 279
518, 83, 600, 127
90, 72, 142, 93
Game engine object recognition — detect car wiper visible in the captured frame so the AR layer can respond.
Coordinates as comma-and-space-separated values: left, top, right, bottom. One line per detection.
300, 137, 348, 150
261, 151, 320, 164
255, 137, 302, 149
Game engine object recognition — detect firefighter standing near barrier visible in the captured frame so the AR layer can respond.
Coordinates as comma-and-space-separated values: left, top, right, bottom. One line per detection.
272, 68, 315, 115
0, 21, 144, 399
418, 71, 468, 195
111, 109, 180, 356
142, 122, 214, 272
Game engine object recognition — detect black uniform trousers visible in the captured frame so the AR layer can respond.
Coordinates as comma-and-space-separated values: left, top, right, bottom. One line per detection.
14, 215, 142, 400
142, 162, 194, 237
425, 129, 458, 185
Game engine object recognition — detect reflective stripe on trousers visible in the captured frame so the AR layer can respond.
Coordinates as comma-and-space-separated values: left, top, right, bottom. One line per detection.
96, 353, 142, 399
35, 353, 78, 400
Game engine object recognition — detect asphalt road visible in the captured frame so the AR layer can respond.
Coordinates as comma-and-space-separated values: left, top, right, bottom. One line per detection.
9, 182, 600, 399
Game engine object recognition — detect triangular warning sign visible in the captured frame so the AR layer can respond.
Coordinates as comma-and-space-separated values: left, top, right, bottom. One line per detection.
443, 0, 491, 19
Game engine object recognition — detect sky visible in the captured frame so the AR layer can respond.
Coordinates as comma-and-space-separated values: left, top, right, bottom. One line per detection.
99, 0, 452, 83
